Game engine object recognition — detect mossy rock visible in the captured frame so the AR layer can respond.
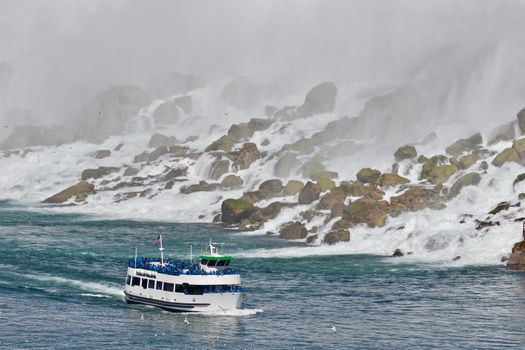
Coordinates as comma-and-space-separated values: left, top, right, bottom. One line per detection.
513, 173, 525, 187
448, 172, 481, 199
356, 168, 381, 184
427, 164, 458, 184
394, 145, 417, 161
221, 198, 255, 224
343, 198, 387, 228
512, 138, 525, 159
445, 133, 483, 156
492, 147, 519, 167
488, 121, 516, 145
221, 175, 243, 189
323, 229, 350, 245
317, 177, 336, 192
274, 153, 301, 178
417, 155, 429, 164
380, 173, 410, 187
284, 180, 304, 196
420, 155, 447, 180
458, 153, 480, 170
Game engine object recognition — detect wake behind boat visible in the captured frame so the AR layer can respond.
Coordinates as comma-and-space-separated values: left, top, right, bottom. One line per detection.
123, 235, 244, 312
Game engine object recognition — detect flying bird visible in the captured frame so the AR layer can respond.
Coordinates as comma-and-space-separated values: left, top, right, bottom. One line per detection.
331, 325, 337, 333
184, 316, 190, 325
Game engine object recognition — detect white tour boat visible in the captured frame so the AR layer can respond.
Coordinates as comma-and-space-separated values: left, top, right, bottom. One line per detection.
123, 236, 244, 312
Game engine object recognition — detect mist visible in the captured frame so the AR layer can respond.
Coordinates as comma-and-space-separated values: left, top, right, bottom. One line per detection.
1, 0, 524, 143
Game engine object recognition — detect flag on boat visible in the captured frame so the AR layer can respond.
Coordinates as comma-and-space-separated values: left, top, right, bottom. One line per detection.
153, 235, 161, 245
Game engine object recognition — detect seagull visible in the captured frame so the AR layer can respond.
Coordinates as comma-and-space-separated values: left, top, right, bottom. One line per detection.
140, 314, 144, 320
331, 325, 337, 333
184, 316, 190, 325
3, 125, 8, 128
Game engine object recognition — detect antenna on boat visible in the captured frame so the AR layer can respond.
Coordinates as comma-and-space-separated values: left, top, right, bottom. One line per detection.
159, 234, 165, 266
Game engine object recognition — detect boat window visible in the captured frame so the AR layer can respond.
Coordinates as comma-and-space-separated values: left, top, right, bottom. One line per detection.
126, 275, 131, 285
132, 277, 140, 286
216, 260, 225, 266
201, 259, 208, 265
163, 282, 174, 292
156, 281, 163, 290
187, 285, 204, 295
148, 279, 155, 289
175, 284, 184, 293
225, 260, 230, 266
141, 278, 148, 289
208, 260, 216, 267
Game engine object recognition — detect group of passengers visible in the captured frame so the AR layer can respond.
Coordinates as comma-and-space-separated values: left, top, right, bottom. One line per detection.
127, 257, 239, 276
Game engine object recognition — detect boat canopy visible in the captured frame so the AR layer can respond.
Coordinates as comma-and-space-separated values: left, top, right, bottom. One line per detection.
199, 255, 232, 261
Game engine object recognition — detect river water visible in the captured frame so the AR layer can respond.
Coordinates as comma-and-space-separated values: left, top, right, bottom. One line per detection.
0, 200, 524, 349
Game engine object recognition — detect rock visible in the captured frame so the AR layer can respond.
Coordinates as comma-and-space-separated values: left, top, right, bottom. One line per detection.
445, 133, 483, 156
513, 173, 525, 187
232, 143, 261, 170
391, 163, 400, 174
392, 249, 404, 257
479, 161, 489, 171
488, 202, 513, 215
458, 153, 479, 169
261, 139, 270, 146
81, 166, 120, 180
258, 179, 283, 195
492, 147, 519, 167
417, 155, 429, 164
323, 229, 350, 245
43, 181, 95, 204
80, 86, 151, 143
228, 123, 254, 142
213, 214, 222, 223
427, 164, 457, 184
332, 219, 352, 230
279, 222, 308, 240
283, 137, 315, 155
340, 181, 383, 200
475, 219, 500, 230
240, 190, 264, 204
343, 198, 388, 228
93, 149, 111, 159
296, 82, 337, 118
2, 125, 79, 149
507, 241, 525, 270
317, 177, 336, 192
210, 159, 230, 180
205, 135, 235, 152
379, 173, 410, 187
173, 95, 192, 114
518, 193, 525, 200
318, 188, 346, 210
134, 145, 187, 163
148, 133, 178, 148
420, 155, 447, 180
394, 145, 417, 161
517, 107, 525, 134
356, 168, 381, 184
163, 167, 188, 181
284, 180, 304, 196
250, 202, 282, 223
153, 100, 181, 125
448, 172, 481, 199
330, 202, 346, 217
488, 121, 516, 145
221, 198, 256, 224
390, 187, 442, 215
274, 153, 301, 177
220, 175, 244, 189
512, 138, 525, 160
164, 180, 174, 190
306, 234, 319, 244
298, 181, 322, 204
301, 160, 325, 179
180, 181, 220, 194
114, 143, 124, 151
311, 170, 338, 182
247, 118, 272, 131
453, 256, 461, 261
123, 166, 139, 176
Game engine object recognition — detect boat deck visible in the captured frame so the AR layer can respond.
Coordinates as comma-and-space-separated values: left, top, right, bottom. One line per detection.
127, 257, 240, 276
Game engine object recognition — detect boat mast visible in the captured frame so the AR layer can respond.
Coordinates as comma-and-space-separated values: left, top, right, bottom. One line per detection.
159, 234, 165, 265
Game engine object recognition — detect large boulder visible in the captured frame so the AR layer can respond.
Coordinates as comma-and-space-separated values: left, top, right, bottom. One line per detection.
81, 166, 120, 180
379, 173, 410, 187
488, 121, 516, 145
318, 188, 346, 210
507, 240, 525, 270
180, 181, 220, 194
343, 198, 388, 228
458, 153, 480, 169
301, 160, 325, 179
93, 149, 111, 159
148, 133, 178, 148
298, 181, 322, 204
221, 174, 244, 189
279, 222, 308, 240
250, 202, 282, 223
274, 153, 301, 178
221, 198, 256, 224
205, 135, 235, 152
420, 155, 447, 180
296, 82, 337, 118
394, 145, 417, 161
79, 86, 151, 143
284, 180, 304, 196
448, 172, 482, 199
43, 181, 95, 204
323, 229, 350, 245
2, 125, 79, 149
427, 164, 457, 184
390, 187, 442, 215
445, 133, 483, 156
492, 147, 519, 167
232, 143, 261, 170
356, 168, 381, 184
258, 179, 283, 195
247, 118, 272, 131
227, 123, 254, 142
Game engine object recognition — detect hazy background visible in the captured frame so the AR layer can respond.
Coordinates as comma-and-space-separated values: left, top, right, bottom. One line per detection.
1, 0, 524, 140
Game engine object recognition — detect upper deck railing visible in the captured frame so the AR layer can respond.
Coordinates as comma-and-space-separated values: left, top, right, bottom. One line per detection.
127, 257, 240, 276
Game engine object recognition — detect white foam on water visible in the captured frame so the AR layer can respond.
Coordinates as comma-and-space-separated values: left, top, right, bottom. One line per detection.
193, 308, 264, 317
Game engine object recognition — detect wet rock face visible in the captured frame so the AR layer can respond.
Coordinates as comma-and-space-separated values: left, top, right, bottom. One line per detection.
517, 107, 525, 134
323, 229, 350, 245
343, 198, 388, 228
279, 222, 308, 240
210, 159, 230, 180
258, 179, 283, 195
379, 173, 410, 187
43, 181, 95, 204
394, 145, 417, 161
426, 164, 457, 184
445, 133, 483, 156
298, 181, 322, 204
148, 133, 178, 148
93, 149, 111, 159
81, 166, 120, 180
448, 172, 481, 199
356, 168, 381, 184
318, 188, 346, 210
458, 153, 479, 169
221, 198, 256, 224
390, 187, 442, 215
274, 153, 301, 178
205, 135, 235, 152
232, 143, 261, 170
296, 82, 337, 118
2, 125, 79, 149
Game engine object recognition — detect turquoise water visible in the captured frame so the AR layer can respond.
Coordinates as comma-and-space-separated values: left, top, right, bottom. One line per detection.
0, 200, 524, 349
